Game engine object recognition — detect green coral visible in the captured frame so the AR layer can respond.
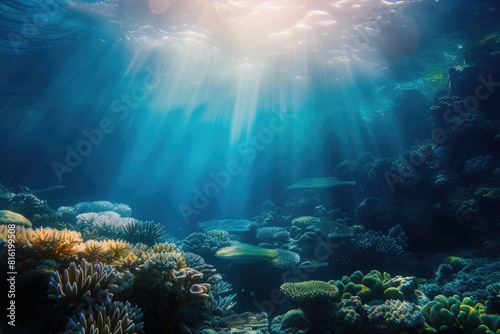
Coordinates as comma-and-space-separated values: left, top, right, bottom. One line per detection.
422, 295, 500, 333
444, 256, 466, 271
330, 270, 422, 304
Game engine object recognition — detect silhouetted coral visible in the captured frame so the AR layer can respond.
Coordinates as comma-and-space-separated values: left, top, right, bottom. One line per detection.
66, 299, 144, 334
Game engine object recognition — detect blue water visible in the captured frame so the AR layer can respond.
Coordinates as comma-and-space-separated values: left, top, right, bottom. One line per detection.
0, 0, 499, 332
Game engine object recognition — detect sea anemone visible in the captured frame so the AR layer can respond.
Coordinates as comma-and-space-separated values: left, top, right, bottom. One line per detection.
121, 220, 164, 246
66, 299, 144, 334
47, 259, 118, 308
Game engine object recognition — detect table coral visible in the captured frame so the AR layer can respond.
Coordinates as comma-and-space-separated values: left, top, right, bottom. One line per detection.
215, 243, 300, 268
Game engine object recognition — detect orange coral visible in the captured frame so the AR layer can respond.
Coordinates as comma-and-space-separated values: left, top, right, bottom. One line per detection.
25, 227, 83, 260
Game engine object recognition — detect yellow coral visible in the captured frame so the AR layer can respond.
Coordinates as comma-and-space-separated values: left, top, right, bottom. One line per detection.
150, 242, 178, 253
25, 227, 83, 260
0, 225, 29, 244
77, 240, 107, 263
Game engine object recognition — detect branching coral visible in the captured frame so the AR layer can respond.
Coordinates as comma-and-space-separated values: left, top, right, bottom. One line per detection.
25, 227, 83, 261
77, 239, 132, 264
47, 259, 118, 308
66, 299, 144, 334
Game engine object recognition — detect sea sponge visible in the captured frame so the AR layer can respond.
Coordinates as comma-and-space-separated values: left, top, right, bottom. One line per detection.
287, 177, 356, 190
25, 227, 83, 261
215, 243, 300, 268
66, 299, 144, 334
47, 259, 118, 308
